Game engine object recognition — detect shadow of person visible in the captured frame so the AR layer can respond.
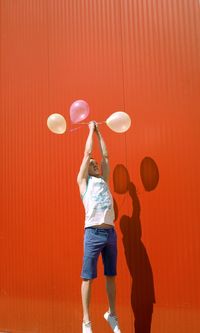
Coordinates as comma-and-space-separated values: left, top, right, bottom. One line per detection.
113, 165, 156, 333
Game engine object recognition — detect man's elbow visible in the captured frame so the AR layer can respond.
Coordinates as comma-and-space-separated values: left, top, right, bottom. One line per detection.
84, 150, 92, 158
103, 155, 109, 161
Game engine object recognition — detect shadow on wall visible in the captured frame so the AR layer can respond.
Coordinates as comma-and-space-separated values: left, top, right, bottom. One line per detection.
113, 161, 159, 333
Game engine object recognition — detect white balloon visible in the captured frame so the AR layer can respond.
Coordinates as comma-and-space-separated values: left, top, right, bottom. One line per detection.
106, 111, 131, 133
47, 113, 67, 134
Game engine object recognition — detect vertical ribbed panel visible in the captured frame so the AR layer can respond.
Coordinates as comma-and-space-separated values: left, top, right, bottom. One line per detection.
0, 1, 200, 332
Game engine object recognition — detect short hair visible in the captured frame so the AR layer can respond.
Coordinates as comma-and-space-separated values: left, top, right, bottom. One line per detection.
89, 157, 96, 163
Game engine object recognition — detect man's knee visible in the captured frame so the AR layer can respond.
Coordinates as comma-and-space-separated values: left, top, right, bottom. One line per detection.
82, 278, 93, 283
106, 275, 116, 281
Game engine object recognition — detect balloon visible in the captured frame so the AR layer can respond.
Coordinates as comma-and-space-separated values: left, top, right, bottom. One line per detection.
106, 111, 131, 133
47, 113, 67, 134
69, 99, 90, 123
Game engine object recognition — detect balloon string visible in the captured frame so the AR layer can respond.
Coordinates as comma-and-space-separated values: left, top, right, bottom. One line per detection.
73, 121, 106, 125
97, 121, 106, 125
69, 126, 84, 132
74, 122, 88, 125
68, 121, 106, 132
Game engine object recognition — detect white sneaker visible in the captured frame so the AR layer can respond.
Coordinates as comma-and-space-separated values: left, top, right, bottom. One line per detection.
104, 312, 121, 333
82, 321, 93, 333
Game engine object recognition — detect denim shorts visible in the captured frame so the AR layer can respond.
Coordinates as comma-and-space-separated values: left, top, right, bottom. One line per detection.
81, 227, 117, 279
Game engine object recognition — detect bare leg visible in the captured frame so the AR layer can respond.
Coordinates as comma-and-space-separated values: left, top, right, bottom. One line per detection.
105, 276, 116, 315
81, 279, 93, 323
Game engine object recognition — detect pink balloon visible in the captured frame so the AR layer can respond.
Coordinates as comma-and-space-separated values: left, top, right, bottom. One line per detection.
69, 100, 90, 123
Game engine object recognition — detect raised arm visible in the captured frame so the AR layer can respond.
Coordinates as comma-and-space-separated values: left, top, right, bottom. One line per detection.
77, 122, 95, 196
95, 124, 110, 182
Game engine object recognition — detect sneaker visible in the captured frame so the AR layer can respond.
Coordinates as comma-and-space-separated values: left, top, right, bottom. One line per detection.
82, 321, 93, 333
104, 312, 121, 333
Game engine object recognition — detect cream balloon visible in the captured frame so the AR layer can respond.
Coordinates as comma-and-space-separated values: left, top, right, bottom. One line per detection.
106, 111, 131, 133
47, 113, 67, 134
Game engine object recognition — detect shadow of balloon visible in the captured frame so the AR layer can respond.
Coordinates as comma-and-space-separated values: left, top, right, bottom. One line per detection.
113, 163, 157, 333
140, 157, 159, 192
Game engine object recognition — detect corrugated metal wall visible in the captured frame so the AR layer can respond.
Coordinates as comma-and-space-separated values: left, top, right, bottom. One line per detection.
0, 0, 200, 332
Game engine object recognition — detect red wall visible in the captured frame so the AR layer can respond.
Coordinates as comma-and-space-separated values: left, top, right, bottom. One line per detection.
1, 0, 200, 332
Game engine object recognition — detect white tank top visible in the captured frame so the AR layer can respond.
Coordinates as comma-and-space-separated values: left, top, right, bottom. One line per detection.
82, 176, 115, 228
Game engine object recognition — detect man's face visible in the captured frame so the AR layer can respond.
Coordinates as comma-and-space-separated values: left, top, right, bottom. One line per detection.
88, 159, 100, 176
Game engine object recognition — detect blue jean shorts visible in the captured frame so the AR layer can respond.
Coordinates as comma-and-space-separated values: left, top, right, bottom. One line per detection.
81, 227, 117, 279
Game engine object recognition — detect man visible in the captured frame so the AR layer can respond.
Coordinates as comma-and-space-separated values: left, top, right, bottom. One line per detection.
77, 121, 122, 333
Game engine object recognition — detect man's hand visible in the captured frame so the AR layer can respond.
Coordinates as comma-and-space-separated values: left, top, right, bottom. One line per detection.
94, 122, 101, 137
88, 121, 96, 131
